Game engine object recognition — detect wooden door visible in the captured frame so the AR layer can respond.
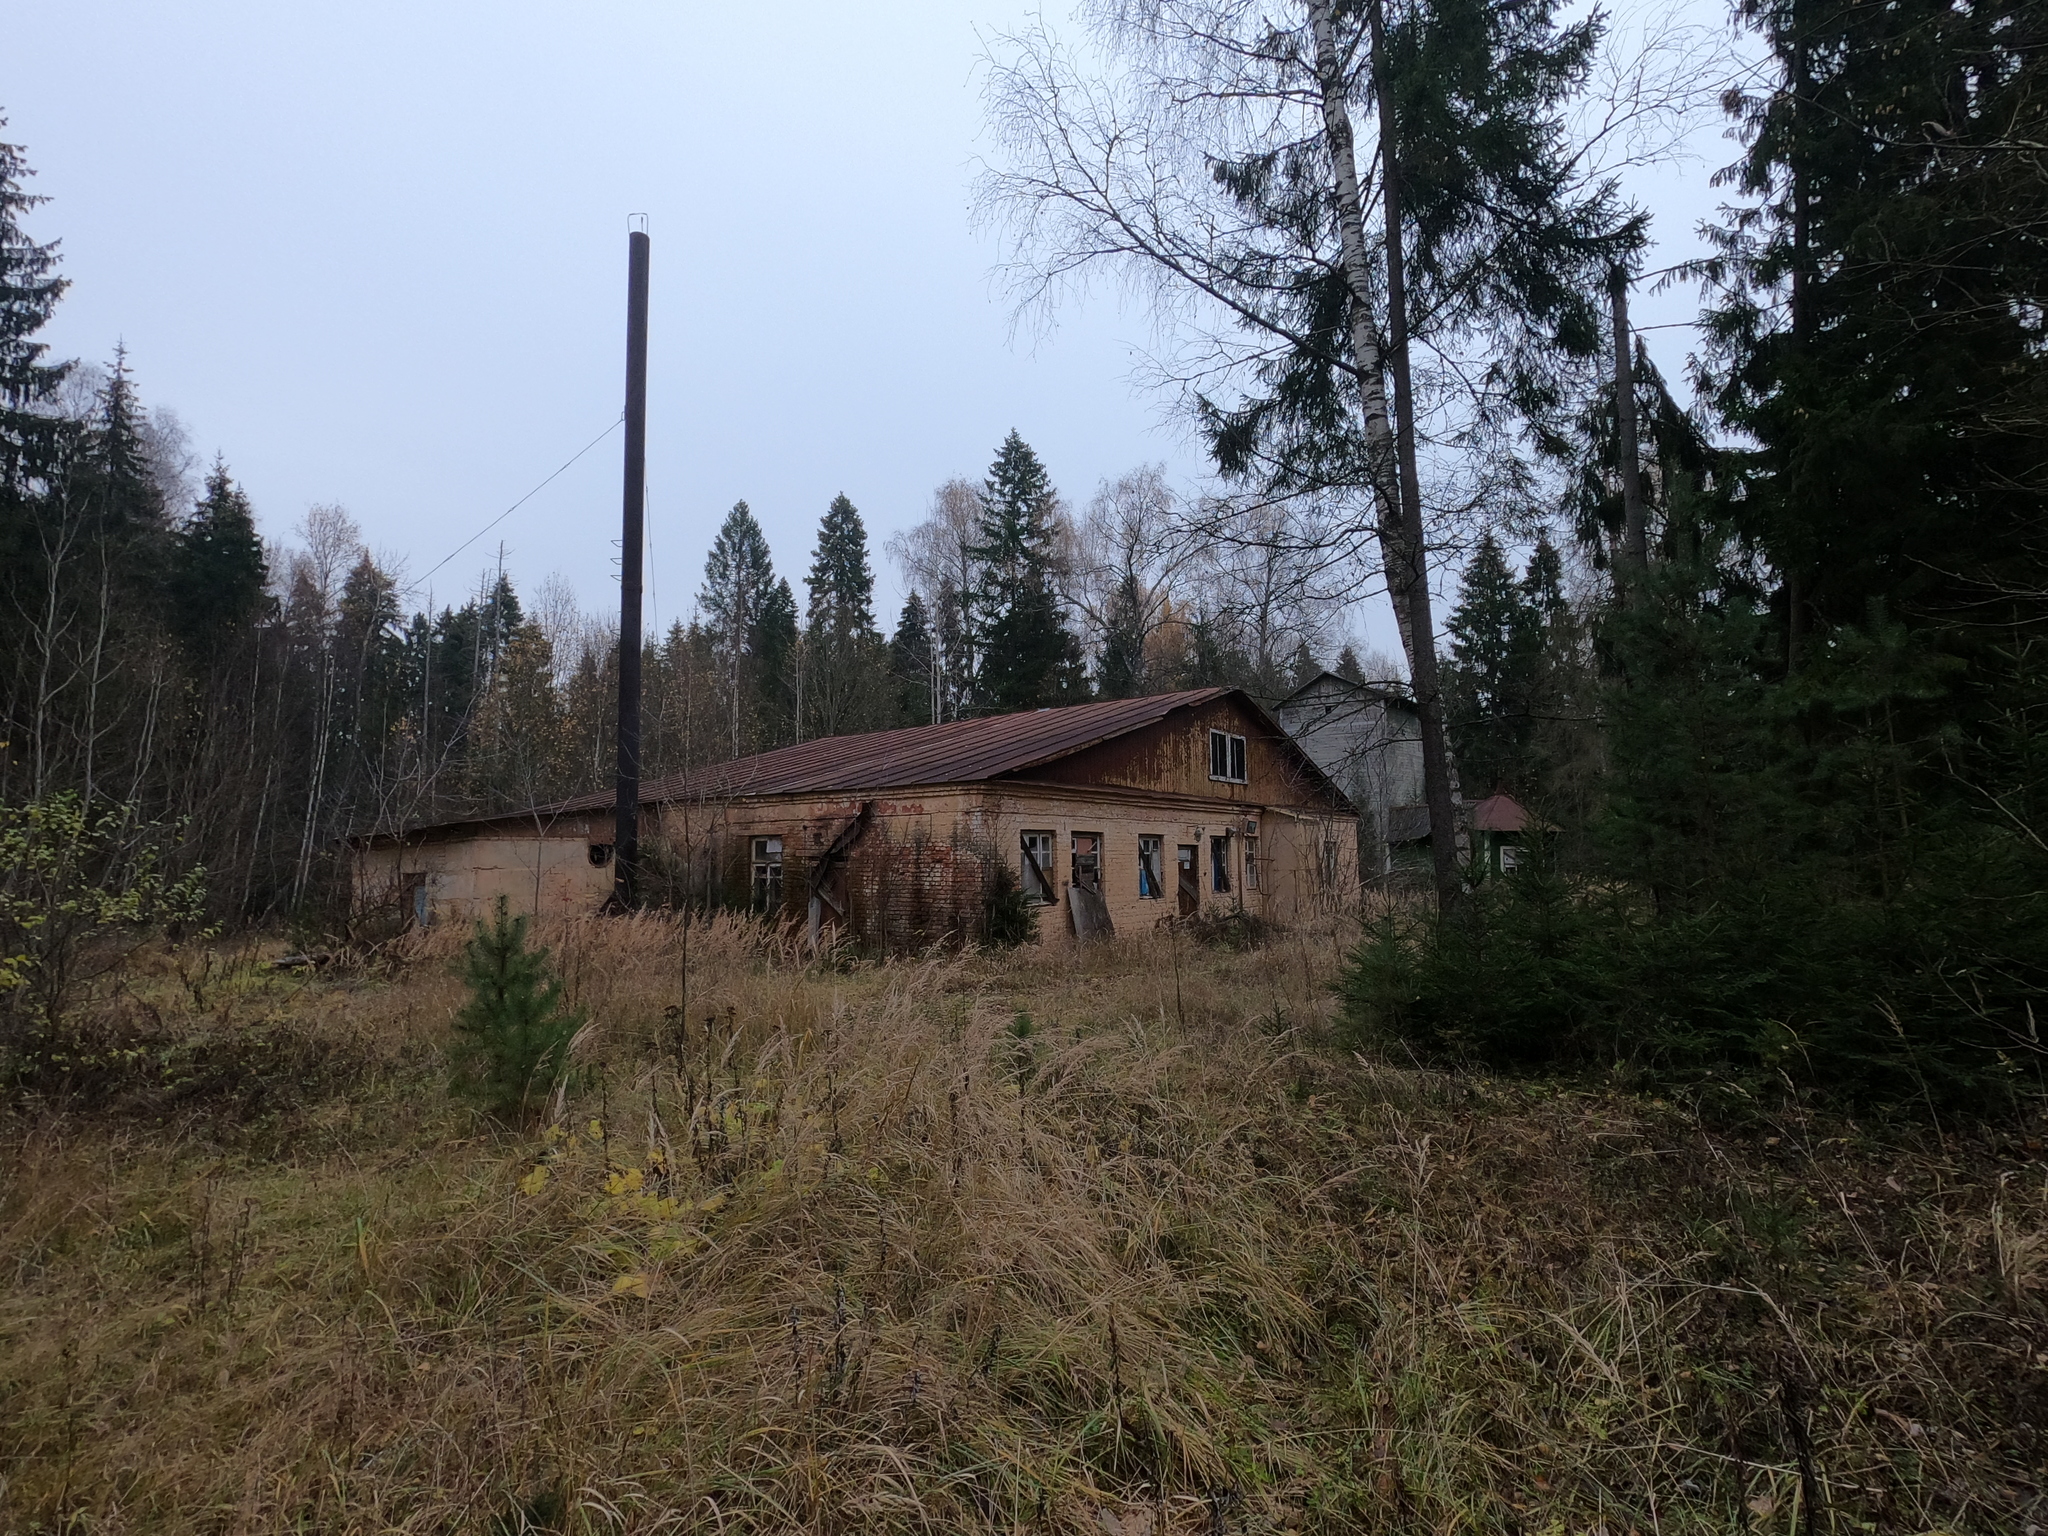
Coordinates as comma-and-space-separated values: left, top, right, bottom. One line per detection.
1176, 845, 1198, 916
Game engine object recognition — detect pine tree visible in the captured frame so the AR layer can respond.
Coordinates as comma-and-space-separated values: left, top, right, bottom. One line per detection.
968, 432, 1085, 712
448, 897, 585, 1121
1335, 645, 1364, 683
889, 591, 935, 726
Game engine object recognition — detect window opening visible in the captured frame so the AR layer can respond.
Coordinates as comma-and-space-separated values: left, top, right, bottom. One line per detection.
1243, 835, 1259, 891
1320, 839, 1340, 888
588, 843, 613, 867
1071, 832, 1102, 893
1499, 843, 1521, 873
1210, 833, 1232, 893
1209, 729, 1247, 783
751, 836, 784, 912
1137, 835, 1163, 898
1019, 830, 1056, 903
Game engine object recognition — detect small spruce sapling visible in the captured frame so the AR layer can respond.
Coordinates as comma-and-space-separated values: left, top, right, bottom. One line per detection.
449, 898, 584, 1120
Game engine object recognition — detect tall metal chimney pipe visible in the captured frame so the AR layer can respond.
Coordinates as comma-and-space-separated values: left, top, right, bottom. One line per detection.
613, 226, 650, 907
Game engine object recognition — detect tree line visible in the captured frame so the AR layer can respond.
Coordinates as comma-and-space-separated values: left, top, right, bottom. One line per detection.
980, 0, 2045, 1108
0, 127, 1369, 923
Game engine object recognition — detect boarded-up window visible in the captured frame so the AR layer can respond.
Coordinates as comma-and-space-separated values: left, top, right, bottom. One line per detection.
1071, 832, 1102, 893
1138, 835, 1163, 898
1020, 830, 1056, 903
751, 837, 784, 911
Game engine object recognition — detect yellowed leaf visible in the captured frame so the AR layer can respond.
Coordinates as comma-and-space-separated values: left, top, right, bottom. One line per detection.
612, 1271, 650, 1298
519, 1165, 550, 1196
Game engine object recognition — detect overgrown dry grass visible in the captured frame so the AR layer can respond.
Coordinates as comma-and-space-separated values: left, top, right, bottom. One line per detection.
1, 915, 2043, 1533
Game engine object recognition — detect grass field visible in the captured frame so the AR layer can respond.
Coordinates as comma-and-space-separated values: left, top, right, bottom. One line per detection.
2, 915, 2043, 1533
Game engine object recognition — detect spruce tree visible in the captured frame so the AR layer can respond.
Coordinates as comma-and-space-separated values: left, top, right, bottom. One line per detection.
698, 501, 777, 757
801, 494, 888, 737
0, 121, 69, 498
1441, 534, 1543, 796
754, 576, 798, 748
448, 897, 585, 1121
170, 459, 268, 657
1097, 572, 1148, 699
888, 591, 935, 726
968, 432, 1085, 712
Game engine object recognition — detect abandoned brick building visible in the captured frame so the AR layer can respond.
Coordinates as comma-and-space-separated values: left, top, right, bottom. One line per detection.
351, 687, 1359, 948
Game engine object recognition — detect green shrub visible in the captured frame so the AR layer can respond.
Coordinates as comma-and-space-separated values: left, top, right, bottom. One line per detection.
980, 865, 1039, 949
1336, 829, 2046, 1112
448, 899, 584, 1121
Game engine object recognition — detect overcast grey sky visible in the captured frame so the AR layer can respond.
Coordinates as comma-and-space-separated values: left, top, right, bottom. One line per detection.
8, 0, 1745, 660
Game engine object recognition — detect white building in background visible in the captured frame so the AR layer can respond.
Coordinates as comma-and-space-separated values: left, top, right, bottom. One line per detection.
1276, 670, 1429, 881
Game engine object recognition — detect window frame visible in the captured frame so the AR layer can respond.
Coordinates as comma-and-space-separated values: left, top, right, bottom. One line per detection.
1019, 829, 1057, 904
1208, 728, 1248, 784
751, 836, 784, 912
1137, 834, 1164, 899
1210, 832, 1233, 893
1071, 831, 1103, 894
1243, 834, 1259, 891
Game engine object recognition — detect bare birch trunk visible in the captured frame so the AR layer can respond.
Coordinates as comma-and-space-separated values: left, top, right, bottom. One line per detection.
1309, 0, 1464, 912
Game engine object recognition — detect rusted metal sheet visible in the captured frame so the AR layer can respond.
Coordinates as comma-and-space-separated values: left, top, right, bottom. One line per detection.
539, 690, 1236, 812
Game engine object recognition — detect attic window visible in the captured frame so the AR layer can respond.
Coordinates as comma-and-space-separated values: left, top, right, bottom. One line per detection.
1208, 729, 1247, 783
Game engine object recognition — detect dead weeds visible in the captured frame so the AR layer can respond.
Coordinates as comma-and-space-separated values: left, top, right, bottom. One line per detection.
0, 913, 2043, 1533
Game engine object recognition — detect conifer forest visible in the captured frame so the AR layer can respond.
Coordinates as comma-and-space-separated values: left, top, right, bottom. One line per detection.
1, 0, 2047, 1528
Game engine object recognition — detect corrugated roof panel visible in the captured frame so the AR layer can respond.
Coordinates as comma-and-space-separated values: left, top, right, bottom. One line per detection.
543, 688, 1234, 814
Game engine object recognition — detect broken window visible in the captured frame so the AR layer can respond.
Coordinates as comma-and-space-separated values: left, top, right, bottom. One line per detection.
1137, 835, 1163, 898
751, 836, 784, 912
1071, 832, 1102, 893
1019, 830, 1056, 903
1210, 832, 1232, 893
1209, 729, 1247, 783
588, 843, 613, 867
1243, 835, 1259, 891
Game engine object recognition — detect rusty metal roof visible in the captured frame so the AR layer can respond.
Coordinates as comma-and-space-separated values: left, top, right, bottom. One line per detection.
545, 687, 1240, 814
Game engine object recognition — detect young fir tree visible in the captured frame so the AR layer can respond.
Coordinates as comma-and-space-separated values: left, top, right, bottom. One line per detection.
968, 431, 1084, 712
1334, 645, 1364, 683
888, 590, 935, 726
801, 493, 888, 737
448, 897, 585, 1121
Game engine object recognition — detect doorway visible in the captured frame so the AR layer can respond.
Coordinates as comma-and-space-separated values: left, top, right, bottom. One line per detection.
1176, 844, 1198, 917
